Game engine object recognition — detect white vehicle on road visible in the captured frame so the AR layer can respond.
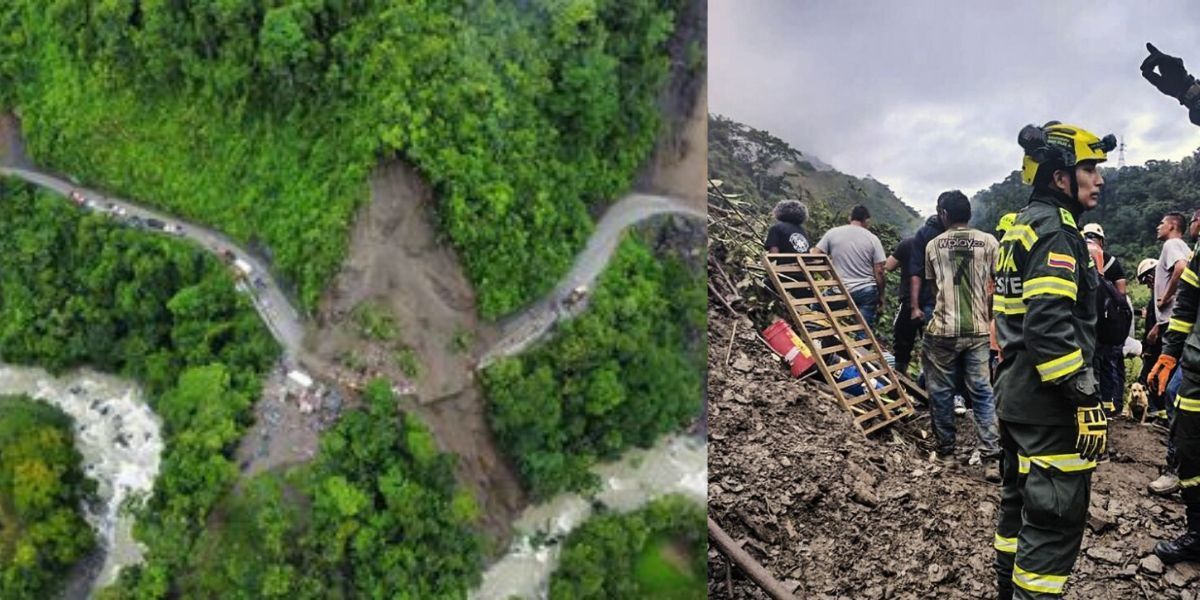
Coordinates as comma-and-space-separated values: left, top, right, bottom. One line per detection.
232, 258, 253, 279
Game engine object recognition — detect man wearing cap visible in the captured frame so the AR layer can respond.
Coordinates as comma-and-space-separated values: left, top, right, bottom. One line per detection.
1083, 223, 1128, 417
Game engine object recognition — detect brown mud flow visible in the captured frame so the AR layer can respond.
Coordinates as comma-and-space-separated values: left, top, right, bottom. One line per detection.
708, 310, 1200, 599
310, 160, 523, 542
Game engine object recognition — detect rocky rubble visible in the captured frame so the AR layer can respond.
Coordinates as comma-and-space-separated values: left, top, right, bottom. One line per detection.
708, 309, 1200, 599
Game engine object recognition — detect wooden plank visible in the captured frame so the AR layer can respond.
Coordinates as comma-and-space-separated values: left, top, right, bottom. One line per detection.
780, 280, 813, 289
762, 252, 915, 435
827, 358, 854, 373
806, 328, 840, 339
835, 375, 867, 391
846, 382, 898, 406
897, 374, 928, 404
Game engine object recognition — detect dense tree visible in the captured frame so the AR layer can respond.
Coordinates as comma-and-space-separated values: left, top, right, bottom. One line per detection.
0, 396, 96, 600
0, 179, 279, 597
179, 380, 483, 599
484, 237, 704, 499
549, 495, 705, 600
0, 0, 697, 316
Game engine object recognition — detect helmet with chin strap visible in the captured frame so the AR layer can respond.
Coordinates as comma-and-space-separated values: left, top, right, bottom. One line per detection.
1018, 122, 1116, 185
1018, 122, 1116, 211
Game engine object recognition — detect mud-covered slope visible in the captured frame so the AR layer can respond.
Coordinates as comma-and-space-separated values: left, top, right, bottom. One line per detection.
706, 309, 1200, 599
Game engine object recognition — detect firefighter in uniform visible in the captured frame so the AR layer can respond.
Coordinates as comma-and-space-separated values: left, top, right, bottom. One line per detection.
1149, 225, 1200, 563
992, 122, 1115, 599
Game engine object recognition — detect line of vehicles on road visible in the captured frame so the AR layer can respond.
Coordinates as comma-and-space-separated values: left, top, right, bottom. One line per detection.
69, 188, 270, 293
69, 189, 185, 235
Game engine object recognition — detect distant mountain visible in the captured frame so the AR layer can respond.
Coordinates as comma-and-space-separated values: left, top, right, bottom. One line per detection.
971, 150, 1200, 277
708, 114, 924, 238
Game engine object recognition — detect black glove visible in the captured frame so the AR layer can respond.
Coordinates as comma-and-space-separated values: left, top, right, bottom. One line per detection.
1141, 42, 1195, 101
1060, 369, 1099, 407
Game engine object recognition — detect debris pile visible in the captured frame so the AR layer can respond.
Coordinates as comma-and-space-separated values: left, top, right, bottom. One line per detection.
707, 309, 1200, 598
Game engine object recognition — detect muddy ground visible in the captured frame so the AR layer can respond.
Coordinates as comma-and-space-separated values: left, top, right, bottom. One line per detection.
707, 309, 1200, 599
309, 160, 524, 542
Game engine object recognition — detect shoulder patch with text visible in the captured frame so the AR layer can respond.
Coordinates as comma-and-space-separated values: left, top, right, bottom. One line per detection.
1047, 252, 1076, 272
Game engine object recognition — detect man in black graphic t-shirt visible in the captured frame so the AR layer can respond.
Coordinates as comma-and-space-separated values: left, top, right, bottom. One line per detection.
764, 199, 811, 255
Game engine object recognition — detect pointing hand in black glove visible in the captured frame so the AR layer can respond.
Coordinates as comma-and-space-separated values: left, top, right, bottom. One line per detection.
1141, 42, 1195, 102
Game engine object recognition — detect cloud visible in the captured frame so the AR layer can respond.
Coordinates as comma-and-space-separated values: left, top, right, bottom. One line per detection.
711, 1, 1200, 214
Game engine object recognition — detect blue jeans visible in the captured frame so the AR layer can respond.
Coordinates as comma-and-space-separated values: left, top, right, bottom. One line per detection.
923, 334, 1001, 457
1167, 367, 1183, 418
1166, 367, 1183, 471
851, 286, 880, 330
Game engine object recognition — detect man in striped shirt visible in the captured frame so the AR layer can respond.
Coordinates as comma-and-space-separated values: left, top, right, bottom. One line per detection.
922, 191, 1001, 481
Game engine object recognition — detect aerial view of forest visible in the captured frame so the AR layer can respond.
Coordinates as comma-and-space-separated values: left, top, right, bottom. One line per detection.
0, 0, 706, 598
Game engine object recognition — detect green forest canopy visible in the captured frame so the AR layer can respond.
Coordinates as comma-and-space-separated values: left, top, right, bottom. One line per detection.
0, 0, 693, 317
484, 235, 705, 499
177, 380, 483, 599
0, 396, 96, 600
0, 178, 280, 597
548, 495, 705, 600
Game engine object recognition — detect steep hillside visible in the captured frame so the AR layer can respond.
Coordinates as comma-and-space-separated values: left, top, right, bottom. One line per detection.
972, 150, 1200, 278
708, 114, 923, 236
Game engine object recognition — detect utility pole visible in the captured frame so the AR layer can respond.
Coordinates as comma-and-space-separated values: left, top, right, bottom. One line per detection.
1118, 135, 1126, 169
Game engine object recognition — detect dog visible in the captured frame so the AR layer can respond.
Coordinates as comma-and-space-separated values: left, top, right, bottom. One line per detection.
1128, 382, 1149, 423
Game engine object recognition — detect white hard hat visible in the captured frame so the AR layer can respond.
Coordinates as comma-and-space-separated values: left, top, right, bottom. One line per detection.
1081, 223, 1105, 239
1137, 258, 1159, 279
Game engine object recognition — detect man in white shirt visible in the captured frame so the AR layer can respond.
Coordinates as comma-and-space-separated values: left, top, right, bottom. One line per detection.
814, 205, 887, 327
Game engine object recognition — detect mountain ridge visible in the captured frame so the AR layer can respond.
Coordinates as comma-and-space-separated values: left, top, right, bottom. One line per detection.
708, 114, 924, 238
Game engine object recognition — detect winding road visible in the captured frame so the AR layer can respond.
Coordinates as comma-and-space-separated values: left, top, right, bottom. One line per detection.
477, 193, 705, 368
0, 166, 705, 372
0, 156, 707, 599
0, 166, 309, 369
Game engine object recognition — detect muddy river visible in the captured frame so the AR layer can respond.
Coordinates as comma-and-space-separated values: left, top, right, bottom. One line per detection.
472, 434, 706, 600
0, 363, 162, 596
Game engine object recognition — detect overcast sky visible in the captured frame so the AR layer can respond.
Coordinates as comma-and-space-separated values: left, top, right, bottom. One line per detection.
710, 1, 1200, 215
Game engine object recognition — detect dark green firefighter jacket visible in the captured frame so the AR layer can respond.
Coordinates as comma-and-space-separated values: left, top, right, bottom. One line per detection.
1161, 247, 1200, 403
993, 189, 1099, 426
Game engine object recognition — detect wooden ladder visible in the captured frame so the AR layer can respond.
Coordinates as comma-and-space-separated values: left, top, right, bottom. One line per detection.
763, 252, 915, 435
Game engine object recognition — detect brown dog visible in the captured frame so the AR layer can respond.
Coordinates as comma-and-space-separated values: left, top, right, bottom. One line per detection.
1129, 382, 1149, 423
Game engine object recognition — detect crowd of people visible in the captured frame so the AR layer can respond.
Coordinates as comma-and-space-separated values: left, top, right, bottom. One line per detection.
760, 42, 1200, 600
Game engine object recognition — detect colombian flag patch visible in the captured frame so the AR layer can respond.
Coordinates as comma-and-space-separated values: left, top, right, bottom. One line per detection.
1047, 252, 1076, 272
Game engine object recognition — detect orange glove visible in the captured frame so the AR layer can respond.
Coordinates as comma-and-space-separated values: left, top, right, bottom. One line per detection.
1148, 354, 1178, 396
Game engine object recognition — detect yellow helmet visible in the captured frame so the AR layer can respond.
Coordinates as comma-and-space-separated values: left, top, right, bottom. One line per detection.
1018, 122, 1117, 185
996, 212, 1018, 233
